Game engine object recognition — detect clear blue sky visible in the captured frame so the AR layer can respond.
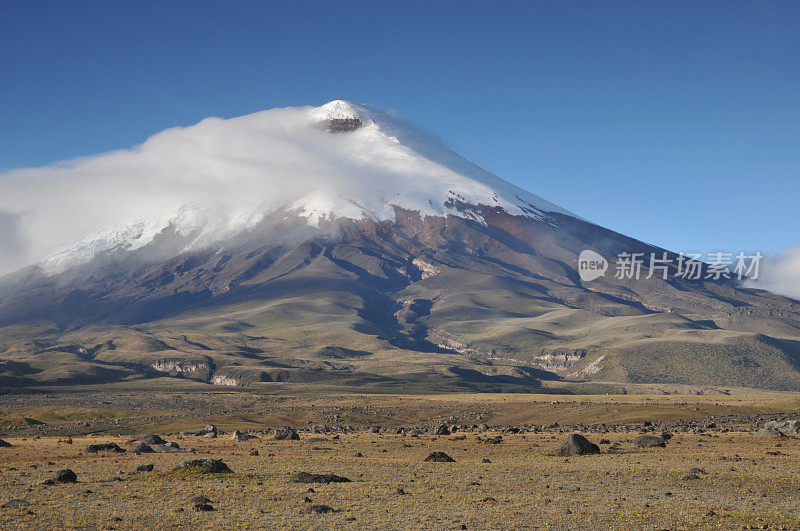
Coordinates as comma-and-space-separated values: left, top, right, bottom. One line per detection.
1, 1, 797, 255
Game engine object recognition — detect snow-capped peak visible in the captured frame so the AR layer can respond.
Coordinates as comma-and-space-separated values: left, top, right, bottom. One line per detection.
0, 100, 580, 276
308, 99, 369, 122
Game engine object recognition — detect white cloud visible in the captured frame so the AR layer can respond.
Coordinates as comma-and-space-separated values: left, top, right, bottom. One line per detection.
746, 246, 800, 301
0, 101, 571, 277
0, 104, 398, 275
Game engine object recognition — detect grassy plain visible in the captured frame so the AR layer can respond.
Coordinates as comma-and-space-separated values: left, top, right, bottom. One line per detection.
1, 390, 799, 529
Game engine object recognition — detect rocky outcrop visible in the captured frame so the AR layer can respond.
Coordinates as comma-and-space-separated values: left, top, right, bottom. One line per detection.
211, 375, 238, 386
323, 118, 364, 132
151, 360, 208, 374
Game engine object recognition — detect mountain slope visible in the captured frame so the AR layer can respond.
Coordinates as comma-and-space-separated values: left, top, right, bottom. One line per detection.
1, 101, 799, 391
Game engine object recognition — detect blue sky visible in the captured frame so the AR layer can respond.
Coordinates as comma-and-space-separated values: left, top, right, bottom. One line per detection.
1, 1, 797, 255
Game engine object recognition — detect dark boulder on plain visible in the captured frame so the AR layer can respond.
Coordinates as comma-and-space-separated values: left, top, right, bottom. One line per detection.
230, 430, 259, 442
635, 435, 667, 448
86, 443, 125, 454
274, 427, 300, 440
174, 459, 232, 474
424, 451, 455, 462
291, 472, 351, 484
1, 499, 30, 508
52, 469, 78, 484
130, 434, 166, 445
303, 504, 337, 514
133, 442, 154, 454
556, 434, 600, 456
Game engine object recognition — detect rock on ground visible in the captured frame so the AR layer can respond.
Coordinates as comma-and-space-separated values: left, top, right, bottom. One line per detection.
130, 434, 166, 445
756, 420, 800, 437
274, 427, 300, 440
86, 443, 125, 454
199, 425, 217, 438
304, 504, 337, 514
52, 469, 78, 484
1, 499, 30, 508
291, 472, 351, 484
424, 451, 455, 462
556, 434, 601, 456
230, 430, 259, 442
133, 442, 154, 453
174, 459, 232, 474
635, 435, 667, 448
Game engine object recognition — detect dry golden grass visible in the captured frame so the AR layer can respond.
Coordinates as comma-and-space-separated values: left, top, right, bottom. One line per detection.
0, 392, 799, 529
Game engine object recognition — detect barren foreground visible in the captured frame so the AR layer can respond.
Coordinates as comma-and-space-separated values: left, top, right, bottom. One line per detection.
1, 390, 800, 529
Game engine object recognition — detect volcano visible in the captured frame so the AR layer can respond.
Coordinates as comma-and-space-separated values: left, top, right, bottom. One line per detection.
1, 100, 799, 391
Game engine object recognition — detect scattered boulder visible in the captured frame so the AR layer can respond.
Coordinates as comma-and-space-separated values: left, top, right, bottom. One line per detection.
0, 439, 11, 448
756, 420, 800, 438
424, 452, 455, 462
151, 442, 193, 453
635, 435, 667, 448
174, 459, 232, 474
86, 443, 125, 454
483, 435, 503, 444
52, 469, 78, 484
230, 431, 259, 442
249, 450, 259, 456
556, 434, 600, 456
136, 464, 154, 472
194, 503, 214, 511
291, 472, 351, 484
191, 496, 213, 505
303, 504, 337, 514
755, 427, 783, 438
766, 420, 800, 434
1, 499, 30, 508
133, 442, 154, 454
199, 425, 217, 438
683, 473, 701, 480
274, 427, 300, 440
434, 424, 450, 436
310, 424, 328, 434
130, 434, 165, 445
